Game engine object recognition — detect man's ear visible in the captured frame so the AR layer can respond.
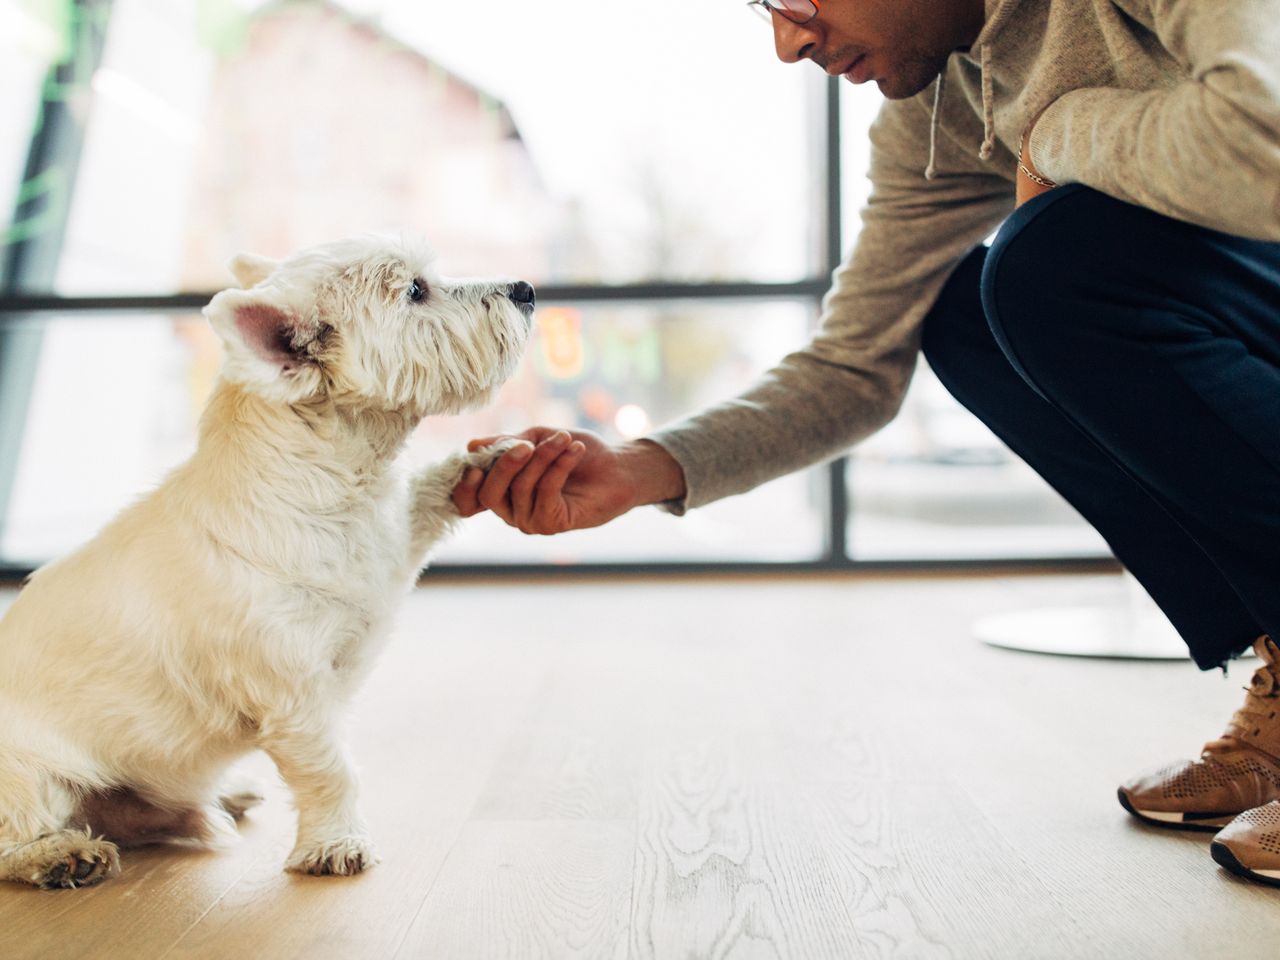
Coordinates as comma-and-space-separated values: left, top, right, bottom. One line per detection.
204, 287, 328, 398
228, 252, 281, 289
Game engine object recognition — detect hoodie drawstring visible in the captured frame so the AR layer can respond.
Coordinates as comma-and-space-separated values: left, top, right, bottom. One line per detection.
925, 69, 946, 180
978, 43, 996, 161
925, 42, 998, 179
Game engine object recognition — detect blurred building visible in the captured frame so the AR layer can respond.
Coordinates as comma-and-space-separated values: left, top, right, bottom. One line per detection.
181, 0, 554, 288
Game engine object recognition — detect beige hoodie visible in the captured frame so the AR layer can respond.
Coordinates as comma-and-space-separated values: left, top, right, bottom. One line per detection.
649, 0, 1280, 512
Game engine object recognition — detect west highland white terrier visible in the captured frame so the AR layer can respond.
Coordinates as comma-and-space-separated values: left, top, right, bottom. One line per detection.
0, 236, 534, 888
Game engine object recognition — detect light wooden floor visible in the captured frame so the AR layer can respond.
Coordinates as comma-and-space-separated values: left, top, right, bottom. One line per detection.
1, 572, 1277, 959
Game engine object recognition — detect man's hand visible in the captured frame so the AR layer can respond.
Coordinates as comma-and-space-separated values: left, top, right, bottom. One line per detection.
451, 427, 686, 535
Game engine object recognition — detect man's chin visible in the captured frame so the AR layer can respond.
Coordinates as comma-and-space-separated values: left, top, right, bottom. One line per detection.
876, 78, 912, 100
876, 58, 949, 100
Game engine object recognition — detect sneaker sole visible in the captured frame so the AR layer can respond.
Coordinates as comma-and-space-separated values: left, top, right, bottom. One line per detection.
1211, 841, 1280, 888
1116, 788, 1236, 832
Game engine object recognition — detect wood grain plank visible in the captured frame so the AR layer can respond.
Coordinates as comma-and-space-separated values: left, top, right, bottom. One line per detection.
3, 574, 1280, 960
393, 820, 634, 960
768, 577, 1280, 958
469, 641, 649, 822
625, 678, 1060, 959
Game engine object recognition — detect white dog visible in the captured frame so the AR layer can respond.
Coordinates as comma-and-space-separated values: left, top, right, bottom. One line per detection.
0, 236, 533, 888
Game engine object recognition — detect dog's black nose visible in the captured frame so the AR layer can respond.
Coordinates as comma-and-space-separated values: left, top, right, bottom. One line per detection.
507, 281, 536, 307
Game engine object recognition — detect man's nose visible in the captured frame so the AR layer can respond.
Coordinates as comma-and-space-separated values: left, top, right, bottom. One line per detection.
772, 16, 820, 64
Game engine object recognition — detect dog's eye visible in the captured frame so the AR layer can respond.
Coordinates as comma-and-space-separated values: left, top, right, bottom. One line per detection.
408, 280, 426, 303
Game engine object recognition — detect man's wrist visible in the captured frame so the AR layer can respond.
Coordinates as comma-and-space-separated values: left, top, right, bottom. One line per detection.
622, 439, 687, 507
1020, 104, 1058, 184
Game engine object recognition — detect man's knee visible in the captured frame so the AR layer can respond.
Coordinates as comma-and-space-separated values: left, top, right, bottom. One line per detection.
979, 185, 1133, 386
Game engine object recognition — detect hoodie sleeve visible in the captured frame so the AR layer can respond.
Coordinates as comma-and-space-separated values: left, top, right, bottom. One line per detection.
1028, 0, 1280, 240
647, 96, 1013, 513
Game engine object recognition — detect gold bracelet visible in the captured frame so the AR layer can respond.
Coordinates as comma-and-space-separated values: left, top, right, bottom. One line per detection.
1018, 122, 1056, 188
1017, 161, 1056, 188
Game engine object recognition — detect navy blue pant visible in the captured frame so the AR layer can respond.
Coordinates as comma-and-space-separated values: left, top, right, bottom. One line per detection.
920, 184, 1280, 670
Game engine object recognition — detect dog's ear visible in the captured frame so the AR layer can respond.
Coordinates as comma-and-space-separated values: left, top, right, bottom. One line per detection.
204, 287, 327, 400
228, 252, 281, 289
227, 298, 314, 372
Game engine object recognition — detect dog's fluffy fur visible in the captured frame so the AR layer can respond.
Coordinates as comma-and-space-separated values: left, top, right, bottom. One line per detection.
0, 236, 532, 888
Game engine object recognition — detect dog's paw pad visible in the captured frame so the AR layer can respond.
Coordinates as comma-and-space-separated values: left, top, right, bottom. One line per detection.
33, 840, 120, 890
286, 836, 379, 877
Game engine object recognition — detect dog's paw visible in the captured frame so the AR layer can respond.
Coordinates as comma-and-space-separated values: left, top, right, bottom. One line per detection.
26, 831, 121, 890
285, 835, 379, 877
464, 436, 527, 472
419, 438, 526, 499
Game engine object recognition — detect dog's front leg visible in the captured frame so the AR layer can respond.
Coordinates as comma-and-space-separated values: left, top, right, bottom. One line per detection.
406, 438, 524, 561
261, 725, 377, 876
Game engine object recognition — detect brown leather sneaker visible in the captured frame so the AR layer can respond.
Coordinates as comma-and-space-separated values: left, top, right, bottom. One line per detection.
1211, 801, 1280, 887
1117, 636, 1280, 831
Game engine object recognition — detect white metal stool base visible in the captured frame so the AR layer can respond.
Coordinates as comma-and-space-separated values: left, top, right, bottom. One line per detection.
974, 606, 1195, 660
974, 574, 1256, 661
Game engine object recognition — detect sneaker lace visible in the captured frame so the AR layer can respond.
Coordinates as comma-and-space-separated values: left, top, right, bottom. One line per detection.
1204, 642, 1280, 756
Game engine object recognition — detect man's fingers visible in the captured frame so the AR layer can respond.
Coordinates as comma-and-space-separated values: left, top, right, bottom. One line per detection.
475, 442, 534, 524
531, 442, 587, 533
451, 466, 486, 517
460, 427, 592, 532
509, 432, 572, 525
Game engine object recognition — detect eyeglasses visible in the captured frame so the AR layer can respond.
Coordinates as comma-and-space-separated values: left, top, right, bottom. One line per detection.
747, 0, 821, 25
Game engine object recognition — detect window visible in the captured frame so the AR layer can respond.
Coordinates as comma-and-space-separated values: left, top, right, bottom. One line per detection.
838, 75, 1104, 560
0, 0, 1111, 572
427, 299, 827, 564
32, 0, 820, 295
2, 301, 827, 565
0, 2, 56, 261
